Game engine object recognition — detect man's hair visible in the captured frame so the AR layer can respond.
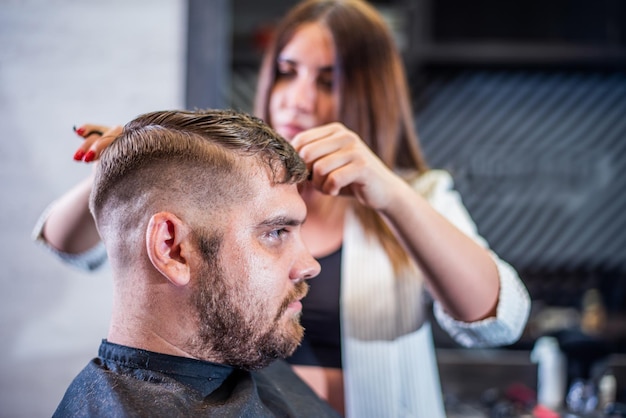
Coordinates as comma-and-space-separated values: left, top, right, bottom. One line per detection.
90, 109, 307, 266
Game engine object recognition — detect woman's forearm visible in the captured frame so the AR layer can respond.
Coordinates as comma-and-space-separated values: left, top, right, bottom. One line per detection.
382, 180, 501, 322
42, 174, 101, 254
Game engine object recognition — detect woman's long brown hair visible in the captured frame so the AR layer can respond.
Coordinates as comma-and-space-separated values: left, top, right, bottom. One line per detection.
255, 0, 429, 272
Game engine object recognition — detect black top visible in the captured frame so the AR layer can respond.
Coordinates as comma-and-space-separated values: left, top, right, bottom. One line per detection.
287, 247, 342, 369
53, 340, 340, 418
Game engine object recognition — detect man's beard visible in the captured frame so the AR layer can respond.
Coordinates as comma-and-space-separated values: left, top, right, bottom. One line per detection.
189, 231, 308, 370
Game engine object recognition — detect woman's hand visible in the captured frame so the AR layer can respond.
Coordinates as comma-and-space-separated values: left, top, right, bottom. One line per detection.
72, 124, 123, 162
290, 122, 405, 211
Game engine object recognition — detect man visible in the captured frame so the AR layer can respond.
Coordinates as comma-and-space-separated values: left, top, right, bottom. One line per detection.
53, 109, 338, 417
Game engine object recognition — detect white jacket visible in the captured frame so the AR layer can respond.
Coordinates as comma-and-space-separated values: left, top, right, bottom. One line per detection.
341, 170, 530, 418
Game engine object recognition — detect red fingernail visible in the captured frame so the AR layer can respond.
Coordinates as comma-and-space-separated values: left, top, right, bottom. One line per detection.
74, 126, 86, 136
83, 150, 96, 162
73, 150, 85, 161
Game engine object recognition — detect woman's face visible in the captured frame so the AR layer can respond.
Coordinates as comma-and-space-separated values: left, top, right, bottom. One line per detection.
269, 22, 337, 141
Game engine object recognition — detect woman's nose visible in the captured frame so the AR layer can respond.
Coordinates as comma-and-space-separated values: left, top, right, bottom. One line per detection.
287, 78, 317, 113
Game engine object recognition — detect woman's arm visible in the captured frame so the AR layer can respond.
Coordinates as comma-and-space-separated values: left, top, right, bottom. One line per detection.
380, 176, 501, 322
291, 123, 508, 323
36, 124, 122, 254
414, 171, 530, 345
42, 174, 99, 254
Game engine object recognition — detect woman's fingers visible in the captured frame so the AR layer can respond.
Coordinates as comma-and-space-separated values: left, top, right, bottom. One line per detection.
296, 122, 401, 209
73, 124, 107, 138
72, 124, 123, 162
290, 122, 342, 152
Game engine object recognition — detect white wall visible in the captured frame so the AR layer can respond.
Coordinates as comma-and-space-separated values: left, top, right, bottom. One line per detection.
0, 1, 184, 416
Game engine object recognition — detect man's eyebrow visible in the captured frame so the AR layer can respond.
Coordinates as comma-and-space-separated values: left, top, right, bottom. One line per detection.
258, 216, 305, 228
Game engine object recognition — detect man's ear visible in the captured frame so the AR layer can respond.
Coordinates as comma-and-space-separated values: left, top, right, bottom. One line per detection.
145, 212, 193, 287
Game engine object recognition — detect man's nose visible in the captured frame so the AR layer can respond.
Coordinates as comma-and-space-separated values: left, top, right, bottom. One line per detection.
293, 251, 321, 282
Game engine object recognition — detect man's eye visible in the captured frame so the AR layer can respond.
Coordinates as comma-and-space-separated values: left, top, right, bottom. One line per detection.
268, 228, 288, 240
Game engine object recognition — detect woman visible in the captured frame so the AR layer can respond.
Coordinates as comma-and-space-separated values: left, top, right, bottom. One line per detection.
34, 1, 531, 416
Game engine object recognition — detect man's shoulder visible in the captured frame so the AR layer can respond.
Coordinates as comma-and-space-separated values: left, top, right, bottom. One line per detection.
54, 357, 339, 417
52, 357, 195, 417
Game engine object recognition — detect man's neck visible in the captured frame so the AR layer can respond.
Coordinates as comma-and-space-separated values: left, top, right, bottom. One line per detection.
107, 303, 203, 360
106, 325, 197, 359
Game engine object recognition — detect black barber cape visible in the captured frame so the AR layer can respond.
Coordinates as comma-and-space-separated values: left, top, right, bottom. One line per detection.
53, 340, 340, 418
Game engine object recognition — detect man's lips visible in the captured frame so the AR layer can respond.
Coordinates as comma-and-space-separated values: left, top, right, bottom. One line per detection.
288, 288, 308, 311
288, 299, 303, 311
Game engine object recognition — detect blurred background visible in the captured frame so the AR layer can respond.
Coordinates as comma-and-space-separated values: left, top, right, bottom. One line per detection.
1, 1, 184, 417
1, 0, 625, 416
